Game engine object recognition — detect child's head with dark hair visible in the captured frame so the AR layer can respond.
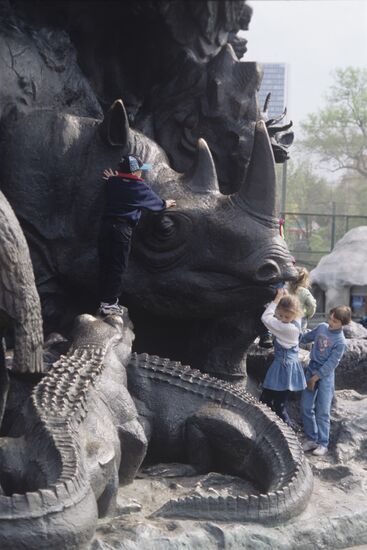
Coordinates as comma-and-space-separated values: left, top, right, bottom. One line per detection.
329, 306, 352, 327
275, 295, 303, 323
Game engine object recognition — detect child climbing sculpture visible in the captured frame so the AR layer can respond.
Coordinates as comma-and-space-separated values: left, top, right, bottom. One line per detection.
98, 155, 176, 315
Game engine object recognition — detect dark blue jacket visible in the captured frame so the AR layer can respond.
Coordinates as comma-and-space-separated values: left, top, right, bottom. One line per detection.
103, 173, 166, 226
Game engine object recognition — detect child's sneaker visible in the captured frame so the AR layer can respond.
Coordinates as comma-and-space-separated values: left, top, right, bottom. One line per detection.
302, 440, 318, 452
312, 445, 328, 456
97, 301, 124, 316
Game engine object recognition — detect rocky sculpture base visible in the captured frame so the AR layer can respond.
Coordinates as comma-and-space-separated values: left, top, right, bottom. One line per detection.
91, 387, 367, 550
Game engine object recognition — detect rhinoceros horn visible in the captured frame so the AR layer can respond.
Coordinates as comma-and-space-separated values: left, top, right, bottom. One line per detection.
186, 138, 220, 194
99, 99, 130, 148
235, 120, 277, 223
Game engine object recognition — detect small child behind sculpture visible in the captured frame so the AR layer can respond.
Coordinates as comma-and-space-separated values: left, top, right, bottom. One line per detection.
300, 305, 351, 457
287, 266, 316, 330
260, 289, 306, 427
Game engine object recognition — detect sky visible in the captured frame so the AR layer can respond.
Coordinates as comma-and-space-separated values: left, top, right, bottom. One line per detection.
240, 0, 367, 128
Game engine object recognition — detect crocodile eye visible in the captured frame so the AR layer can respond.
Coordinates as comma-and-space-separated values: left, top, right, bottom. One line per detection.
133, 212, 192, 269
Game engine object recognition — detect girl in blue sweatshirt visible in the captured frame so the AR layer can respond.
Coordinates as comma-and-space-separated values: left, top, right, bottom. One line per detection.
301, 306, 351, 456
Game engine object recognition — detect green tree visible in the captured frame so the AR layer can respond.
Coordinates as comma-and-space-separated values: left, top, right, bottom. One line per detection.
276, 160, 332, 214
274, 68, 367, 268
276, 160, 334, 260
300, 67, 367, 178
332, 172, 367, 216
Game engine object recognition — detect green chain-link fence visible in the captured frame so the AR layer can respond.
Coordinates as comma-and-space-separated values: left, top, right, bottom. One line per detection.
282, 211, 367, 270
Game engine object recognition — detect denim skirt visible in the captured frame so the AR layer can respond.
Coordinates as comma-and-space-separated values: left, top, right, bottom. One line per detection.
262, 339, 306, 392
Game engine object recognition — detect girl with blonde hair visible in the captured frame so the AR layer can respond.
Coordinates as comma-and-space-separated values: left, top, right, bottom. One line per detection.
287, 266, 316, 330
260, 289, 306, 426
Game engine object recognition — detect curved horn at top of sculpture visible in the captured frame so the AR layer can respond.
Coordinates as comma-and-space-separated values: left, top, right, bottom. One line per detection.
235, 120, 277, 224
233, 60, 261, 89
208, 44, 260, 87
99, 99, 130, 148
209, 43, 237, 73
262, 92, 271, 115
186, 138, 220, 194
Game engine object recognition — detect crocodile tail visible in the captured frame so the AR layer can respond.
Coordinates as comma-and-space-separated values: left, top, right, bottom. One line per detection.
153, 459, 313, 523
130, 353, 314, 523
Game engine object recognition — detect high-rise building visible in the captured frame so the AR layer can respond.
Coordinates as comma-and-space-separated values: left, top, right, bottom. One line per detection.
258, 63, 288, 119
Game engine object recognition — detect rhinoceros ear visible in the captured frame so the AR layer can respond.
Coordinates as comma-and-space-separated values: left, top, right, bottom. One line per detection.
187, 138, 220, 195
99, 99, 130, 148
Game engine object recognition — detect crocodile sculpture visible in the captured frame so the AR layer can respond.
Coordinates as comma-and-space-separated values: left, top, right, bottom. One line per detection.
0, 311, 313, 549
0, 310, 147, 550
127, 353, 313, 522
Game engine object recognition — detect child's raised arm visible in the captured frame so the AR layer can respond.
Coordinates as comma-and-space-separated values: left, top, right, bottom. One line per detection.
274, 287, 287, 303
304, 290, 317, 318
300, 326, 318, 344
261, 301, 299, 342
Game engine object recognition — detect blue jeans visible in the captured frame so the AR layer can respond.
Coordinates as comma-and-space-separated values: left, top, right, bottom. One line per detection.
300, 367, 334, 447
98, 218, 133, 303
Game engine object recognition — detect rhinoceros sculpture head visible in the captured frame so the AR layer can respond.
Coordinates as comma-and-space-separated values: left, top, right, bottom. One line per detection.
0, 99, 296, 376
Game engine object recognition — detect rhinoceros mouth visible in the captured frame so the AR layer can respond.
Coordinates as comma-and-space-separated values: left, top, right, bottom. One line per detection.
190, 269, 283, 295
192, 262, 293, 284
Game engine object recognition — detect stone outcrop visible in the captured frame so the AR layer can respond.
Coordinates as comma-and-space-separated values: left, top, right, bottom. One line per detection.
311, 226, 367, 311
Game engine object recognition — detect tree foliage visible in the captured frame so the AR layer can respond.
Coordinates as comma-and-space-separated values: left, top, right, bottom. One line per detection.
276, 159, 367, 268
276, 160, 332, 214
277, 159, 367, 217
300, 67, 367, 178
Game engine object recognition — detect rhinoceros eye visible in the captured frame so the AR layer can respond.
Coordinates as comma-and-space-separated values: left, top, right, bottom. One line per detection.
133, 212, 192, 269
150, 215, 176, 244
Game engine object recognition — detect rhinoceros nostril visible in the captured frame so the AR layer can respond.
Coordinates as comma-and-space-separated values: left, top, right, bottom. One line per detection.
256, 260, 281, 282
